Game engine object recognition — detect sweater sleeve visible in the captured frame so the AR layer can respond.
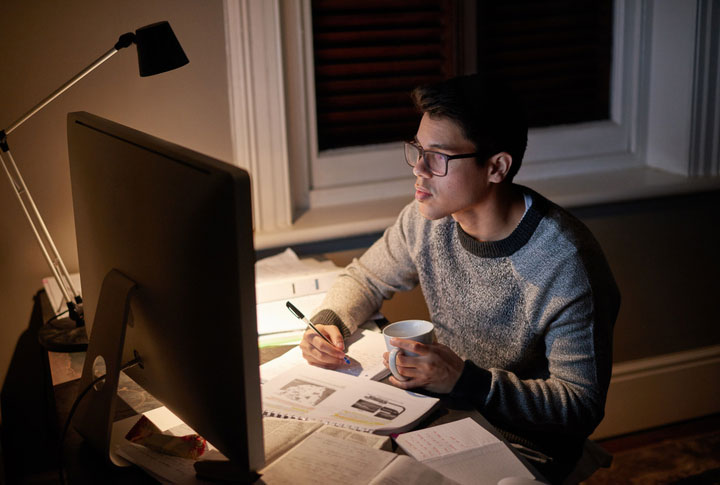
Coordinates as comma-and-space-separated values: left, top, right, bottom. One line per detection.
451, 248, 620, 438
312, 203, 420, 335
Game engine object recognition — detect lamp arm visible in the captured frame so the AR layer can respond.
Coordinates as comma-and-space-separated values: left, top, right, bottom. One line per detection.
4, 47, 119, 136
0, 33, 135, 323
0, 149, 81, 314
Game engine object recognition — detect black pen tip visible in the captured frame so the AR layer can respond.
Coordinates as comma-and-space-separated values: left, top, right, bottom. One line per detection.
286, 301, 303, 319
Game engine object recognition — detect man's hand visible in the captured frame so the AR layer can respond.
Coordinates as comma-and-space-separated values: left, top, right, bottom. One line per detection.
383, 338, 464, 393
299, 324, 346, 369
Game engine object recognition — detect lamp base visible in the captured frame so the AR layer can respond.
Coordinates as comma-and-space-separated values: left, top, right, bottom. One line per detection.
38, 317, 89, 352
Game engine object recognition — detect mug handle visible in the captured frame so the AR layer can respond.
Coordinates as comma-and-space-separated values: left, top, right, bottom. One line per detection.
388, 347, 408, 381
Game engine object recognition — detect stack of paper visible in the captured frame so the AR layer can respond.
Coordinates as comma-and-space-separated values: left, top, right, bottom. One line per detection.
255, 248, 342, 304
255, 249, 344, 346
42, 273, 82, 316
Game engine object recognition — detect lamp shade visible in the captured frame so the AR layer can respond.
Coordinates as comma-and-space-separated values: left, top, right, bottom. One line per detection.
135, 21, 189, 77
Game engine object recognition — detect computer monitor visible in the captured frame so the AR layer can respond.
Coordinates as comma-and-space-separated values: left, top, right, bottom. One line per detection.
66, 111, 264, 481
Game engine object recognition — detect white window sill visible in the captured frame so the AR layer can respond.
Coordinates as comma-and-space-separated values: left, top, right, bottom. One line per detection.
253, 167, 720, 251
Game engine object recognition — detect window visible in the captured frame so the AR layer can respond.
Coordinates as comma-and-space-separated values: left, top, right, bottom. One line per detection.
224, 0, 716, 245
303, 0, 629, 204
311, 0, 614, 151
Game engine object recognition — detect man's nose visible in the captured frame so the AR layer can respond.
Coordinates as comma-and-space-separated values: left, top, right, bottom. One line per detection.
413, 155, 432, 178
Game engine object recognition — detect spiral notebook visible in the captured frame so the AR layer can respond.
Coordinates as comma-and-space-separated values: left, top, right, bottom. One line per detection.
261, 365, 439, 435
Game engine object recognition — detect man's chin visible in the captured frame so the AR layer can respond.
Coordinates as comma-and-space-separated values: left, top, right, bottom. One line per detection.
416, 202, 446, 221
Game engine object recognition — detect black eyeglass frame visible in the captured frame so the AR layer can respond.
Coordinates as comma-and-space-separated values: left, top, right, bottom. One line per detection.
404, 141, 484, 177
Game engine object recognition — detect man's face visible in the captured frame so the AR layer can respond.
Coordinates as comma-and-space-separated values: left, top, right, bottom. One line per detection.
412, 113, 490, 221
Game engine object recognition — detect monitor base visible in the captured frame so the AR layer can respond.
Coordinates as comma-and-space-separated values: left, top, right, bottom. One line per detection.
194, 459, 261, 484
37, 317, 89, 352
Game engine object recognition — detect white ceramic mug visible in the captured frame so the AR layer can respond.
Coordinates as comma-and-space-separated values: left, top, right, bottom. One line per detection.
383, 319, 435, 381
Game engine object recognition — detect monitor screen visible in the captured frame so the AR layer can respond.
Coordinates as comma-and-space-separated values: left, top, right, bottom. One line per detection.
67, 111, 263, 477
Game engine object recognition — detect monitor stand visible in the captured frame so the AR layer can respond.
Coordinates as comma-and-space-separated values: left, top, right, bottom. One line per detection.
194, 459, 261, 484
71, 269, 261, 482
72, 269, 137, 465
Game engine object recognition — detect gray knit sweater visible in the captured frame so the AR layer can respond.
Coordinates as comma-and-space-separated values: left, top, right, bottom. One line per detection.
312, 187, 620, 440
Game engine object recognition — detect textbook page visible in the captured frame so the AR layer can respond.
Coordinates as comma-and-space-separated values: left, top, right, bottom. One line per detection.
261, 433, 459, 485
313, 422, 391, 451
263, 417, 323, 464
262, 365, 438, 435
260, 328, 390, 383
259, 433, 396, 485
264, 416, 392, 466
395, 418, 534, 485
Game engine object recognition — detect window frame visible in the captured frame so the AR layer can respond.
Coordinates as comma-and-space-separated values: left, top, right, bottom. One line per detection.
303, 0, 642, 202
223, 0, 715, 248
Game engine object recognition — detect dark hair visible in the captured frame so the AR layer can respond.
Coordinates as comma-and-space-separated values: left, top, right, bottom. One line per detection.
411, 74, 528, 182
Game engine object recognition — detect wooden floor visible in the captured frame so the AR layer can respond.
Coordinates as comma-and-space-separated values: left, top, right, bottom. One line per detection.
596, 413, 720, 453
584, 413, 720, 484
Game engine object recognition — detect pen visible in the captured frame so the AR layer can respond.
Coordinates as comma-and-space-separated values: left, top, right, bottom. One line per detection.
286, 301, 351, 364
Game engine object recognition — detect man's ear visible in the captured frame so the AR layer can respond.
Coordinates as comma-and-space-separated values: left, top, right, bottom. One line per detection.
487, 152, 513, 183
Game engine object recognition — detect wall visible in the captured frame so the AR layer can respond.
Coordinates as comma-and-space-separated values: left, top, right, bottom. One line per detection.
574, 191, 720, 362
577, 191, 720, 437
0, 1, 233, 407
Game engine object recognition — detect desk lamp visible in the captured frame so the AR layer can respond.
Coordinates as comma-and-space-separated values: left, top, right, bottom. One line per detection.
0, 21, 189, 352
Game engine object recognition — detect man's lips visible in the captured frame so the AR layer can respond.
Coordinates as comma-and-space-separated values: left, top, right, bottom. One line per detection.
415, 185, 432, 201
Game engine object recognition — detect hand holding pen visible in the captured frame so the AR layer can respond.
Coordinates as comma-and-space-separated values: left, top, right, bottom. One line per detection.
287, 301, 351, 365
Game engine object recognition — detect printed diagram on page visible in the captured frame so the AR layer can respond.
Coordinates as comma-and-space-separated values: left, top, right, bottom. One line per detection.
262, 365, 438, 433
352, 395, 406, 420
278, 379, 335, 407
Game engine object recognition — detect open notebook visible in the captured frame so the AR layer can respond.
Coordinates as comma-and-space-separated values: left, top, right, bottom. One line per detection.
262, 365, 439, 435
395, 418, 539, 484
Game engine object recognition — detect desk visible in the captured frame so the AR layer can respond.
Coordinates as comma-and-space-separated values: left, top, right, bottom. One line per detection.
1, 291, 542, 484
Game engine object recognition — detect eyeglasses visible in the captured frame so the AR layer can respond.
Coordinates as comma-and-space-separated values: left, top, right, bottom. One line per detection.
403, 141, 483, 177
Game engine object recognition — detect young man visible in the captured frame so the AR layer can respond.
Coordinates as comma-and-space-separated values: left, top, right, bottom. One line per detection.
299, 74, 620, 481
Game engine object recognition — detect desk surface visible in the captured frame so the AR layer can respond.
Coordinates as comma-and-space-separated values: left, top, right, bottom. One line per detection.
2, 291, 541, 484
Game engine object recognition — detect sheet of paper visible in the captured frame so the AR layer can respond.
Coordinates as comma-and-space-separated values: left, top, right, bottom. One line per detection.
395, 418, 534, 485
395, 417, 500, 461
255, 248, 337, 281
116, 442, 206, 485
262, 365, 438, 434
369, 455, 461, 485
258, 330, 306, 348
259, 328, 390, 383
143, 406, 186, 432
259, 432, 396, 485
423, 446, 534, 485
42, 273, 82, 315
256, 292, 327, 335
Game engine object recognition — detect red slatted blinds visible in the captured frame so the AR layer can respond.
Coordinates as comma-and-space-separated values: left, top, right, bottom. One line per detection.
476, 0, 613, 128
311, 0, 612, 151
311, 0, 458, 151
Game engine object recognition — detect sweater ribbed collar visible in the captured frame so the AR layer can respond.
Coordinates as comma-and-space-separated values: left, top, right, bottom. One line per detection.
456, 188, 548, 258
